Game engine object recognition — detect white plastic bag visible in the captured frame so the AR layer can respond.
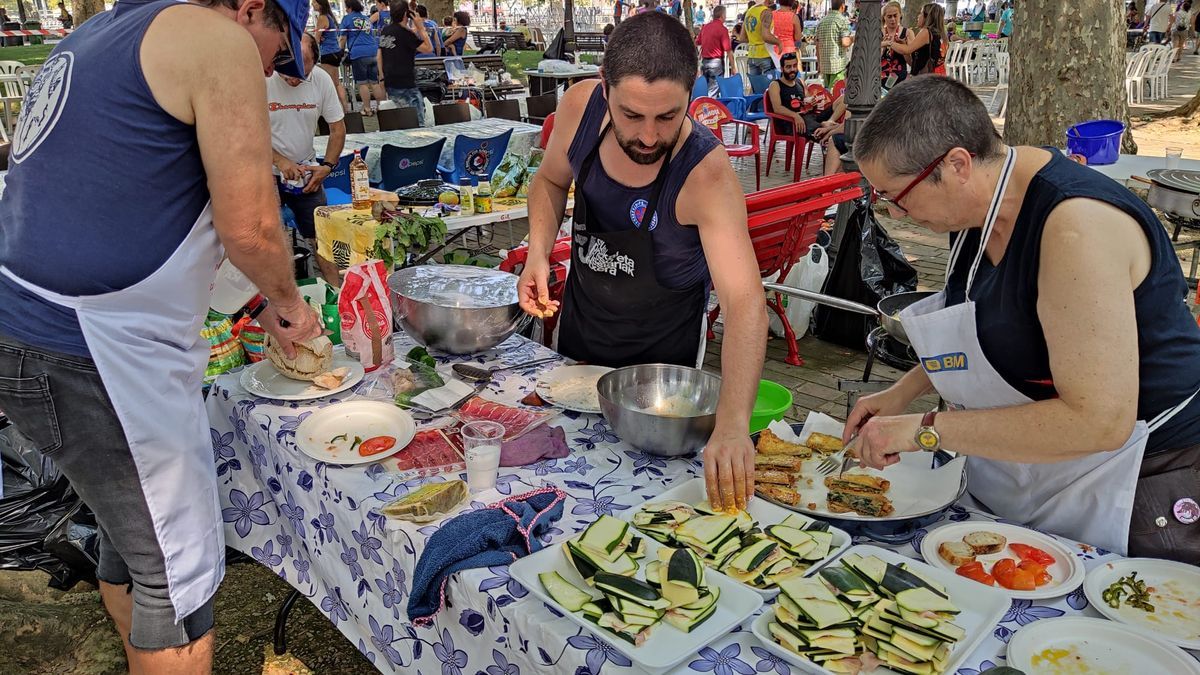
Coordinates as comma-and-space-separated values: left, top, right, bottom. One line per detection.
768, 244, 829, 339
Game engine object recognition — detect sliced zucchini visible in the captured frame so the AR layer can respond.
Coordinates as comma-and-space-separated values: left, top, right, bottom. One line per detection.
666, 547, 705, 588
894, 587, 959, 614
881, 563, 950, 599
898, 563, 948, 596
841, 554, 887, 587
611, 596, 662, 620
539, 571, 594, 612
726, 539, 778, 573
578, 515, 630, 561
593, 572, 671, 610
780, 513, 816, 529
664, 599, 718, 632
627, 536, 646, 560
768, 620, 807, 654
681, 586, 720, 610
645, 560, 662, 588
563, 541, 599, 581
565, 540, 638, 579
777, 576, 853, 629
676, 514, 738, 546
802, 530, 834, 561
580, 600, 608, 618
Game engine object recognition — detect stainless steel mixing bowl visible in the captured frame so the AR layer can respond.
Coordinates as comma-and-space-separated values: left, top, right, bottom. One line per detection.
387, 265, 530, 355
597, 364, 721, 457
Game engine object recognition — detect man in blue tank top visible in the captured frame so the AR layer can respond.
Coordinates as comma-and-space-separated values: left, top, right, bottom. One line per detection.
845, 76, 1200, 564
0, 0, 323, 669
519, 12, 769, 515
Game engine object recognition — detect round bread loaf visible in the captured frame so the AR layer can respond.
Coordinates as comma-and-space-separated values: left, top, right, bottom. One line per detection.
265, 335, 333, 381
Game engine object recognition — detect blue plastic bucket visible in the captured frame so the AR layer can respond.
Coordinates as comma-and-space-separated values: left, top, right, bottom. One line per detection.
1066, 120, 1125, 166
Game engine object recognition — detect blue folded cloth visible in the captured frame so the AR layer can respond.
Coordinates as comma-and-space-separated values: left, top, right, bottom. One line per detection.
407, 486, 566, 625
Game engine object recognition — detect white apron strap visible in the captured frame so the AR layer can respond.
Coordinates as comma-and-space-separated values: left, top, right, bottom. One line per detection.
1148, 383, 1200, 432
943, 146, 1017, 296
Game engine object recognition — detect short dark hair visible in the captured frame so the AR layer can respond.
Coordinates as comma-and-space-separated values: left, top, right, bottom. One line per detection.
443, 15, 451, 24
779, 52, 798, 65
345, 0, 364, 13
453, 10, 470, 25
602, 23, 615, 36
602, 11, 697, 91
198, 0, 288, 29
855, 76, 1004, 178
829, 0, 844, 10
301, 32, 319, 60
416, 3, 428, 17
712, 4, 725, 19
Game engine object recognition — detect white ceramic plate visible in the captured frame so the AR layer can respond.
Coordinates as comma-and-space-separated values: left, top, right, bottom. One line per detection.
1007, 616, 1200, 675
1082, 557, 1200, 650
625, 477, 852, 598
294, 401, 416, 465
508, 531, 764, 673
751, 545, 1010, 675
536, 365, 612, 414
919, 521, 1085, 600
240, 352, 365, 401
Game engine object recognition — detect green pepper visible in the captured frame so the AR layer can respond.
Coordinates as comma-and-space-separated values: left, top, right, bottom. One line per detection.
349, 436, 363, 453
328, 433, 348, 444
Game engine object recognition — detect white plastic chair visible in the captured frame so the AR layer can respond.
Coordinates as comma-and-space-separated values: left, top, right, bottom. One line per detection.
1148, 45, 1175, 100
1125, 49, 1153, 104
0, 61, 22, 76
943, 41, 965, 80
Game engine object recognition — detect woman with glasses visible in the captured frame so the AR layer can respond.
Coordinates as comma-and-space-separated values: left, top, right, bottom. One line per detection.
843, 76, 1200, 565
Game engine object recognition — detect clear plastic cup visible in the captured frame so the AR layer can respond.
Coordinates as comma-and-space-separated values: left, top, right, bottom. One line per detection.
461, 421, 505, 493
1166, 147, 1183, 170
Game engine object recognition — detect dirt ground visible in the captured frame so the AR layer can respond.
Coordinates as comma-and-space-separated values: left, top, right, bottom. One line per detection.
1130, 114, 1200, 159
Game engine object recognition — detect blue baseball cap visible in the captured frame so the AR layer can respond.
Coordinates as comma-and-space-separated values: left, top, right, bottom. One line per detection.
273, 0, 310, 79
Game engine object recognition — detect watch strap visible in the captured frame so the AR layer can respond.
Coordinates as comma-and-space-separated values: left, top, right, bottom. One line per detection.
921, 410, 937, 427
322, 161, 337, 170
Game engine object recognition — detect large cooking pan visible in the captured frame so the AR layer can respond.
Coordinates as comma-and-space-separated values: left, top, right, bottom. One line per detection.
763, 282, 934, 346
1144, 169, 1200, 219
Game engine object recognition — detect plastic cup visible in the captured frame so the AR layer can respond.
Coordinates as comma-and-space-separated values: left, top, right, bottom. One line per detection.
461, 421, 505, 493
1166, 147, 1183, 170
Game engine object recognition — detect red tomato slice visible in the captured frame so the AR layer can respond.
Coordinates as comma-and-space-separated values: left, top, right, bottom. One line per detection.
956, 562, 995, 586
1010, 543, 1056, 566
1007, 569, 1037, 591
991, 558, 1016, 576
359, 435, 397, 456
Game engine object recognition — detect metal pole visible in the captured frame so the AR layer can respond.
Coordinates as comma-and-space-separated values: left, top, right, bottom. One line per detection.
828, 0, 881, 260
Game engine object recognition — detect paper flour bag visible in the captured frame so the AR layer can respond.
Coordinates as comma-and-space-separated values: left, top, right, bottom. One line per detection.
339, 261, 394, 372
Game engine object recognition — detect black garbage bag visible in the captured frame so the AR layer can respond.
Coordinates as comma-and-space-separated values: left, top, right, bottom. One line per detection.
0, 420, 98, 589
812, 199, 918, 349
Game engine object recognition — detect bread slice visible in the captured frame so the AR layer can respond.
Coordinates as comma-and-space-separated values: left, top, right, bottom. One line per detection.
805, 432, 844, 454
937, 541, 976, 566
824, 474, 891, 495
755, 469, 796, 486
757, 485, 802, 506
756, 429, 813, 457
825, 489, 895, 517
963, 531, 1007, 555
755, 454, 805, 471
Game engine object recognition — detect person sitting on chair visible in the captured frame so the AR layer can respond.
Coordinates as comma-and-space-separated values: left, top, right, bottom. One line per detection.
767, 53, 834, 141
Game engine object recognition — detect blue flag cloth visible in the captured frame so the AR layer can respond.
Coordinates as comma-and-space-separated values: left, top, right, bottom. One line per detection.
407, 486, 567, 624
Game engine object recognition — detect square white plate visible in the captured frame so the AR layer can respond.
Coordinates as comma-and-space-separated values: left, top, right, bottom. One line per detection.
509, 531, 764, 673
624, 477, 852, 598
750, 544, 1010, 675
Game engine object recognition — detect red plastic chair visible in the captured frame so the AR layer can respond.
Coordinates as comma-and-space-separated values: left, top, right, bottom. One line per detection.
539, 112, 555, 150
707, 173, 866, 366
764, 83, 833, 182
688, 97, 761, 191
831, 79, 846, 101
500, 236, 572, 347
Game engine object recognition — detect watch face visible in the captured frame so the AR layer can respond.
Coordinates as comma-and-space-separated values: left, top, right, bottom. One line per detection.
917, 429, 938, 449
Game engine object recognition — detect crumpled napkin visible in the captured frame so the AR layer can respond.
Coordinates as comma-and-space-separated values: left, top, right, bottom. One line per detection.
499, 425, 569, 467
411, 377, 475, 410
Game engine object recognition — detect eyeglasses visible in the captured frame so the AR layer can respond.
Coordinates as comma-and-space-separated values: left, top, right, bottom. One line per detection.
876, 149, 957, 214
273, 31, 295, 69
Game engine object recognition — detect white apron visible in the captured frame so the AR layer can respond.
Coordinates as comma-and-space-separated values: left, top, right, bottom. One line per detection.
898, 148, 1197, 554
1, 203, 225, 622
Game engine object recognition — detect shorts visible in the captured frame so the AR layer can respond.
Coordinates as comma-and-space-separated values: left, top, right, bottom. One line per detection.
832, 132, 847, 155
746, 56, 775, 76
387, 87, 427, 127
1147, 30, 1166, 44
350, 56, 380, 83
822, 71, 845, 89
278, 184, 328, 239
0, 334, 216, 650
700, 57, 724, 93
319, 50, 344, 67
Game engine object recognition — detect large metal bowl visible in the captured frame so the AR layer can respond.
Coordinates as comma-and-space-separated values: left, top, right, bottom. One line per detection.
597, 364, 721, 457
387, 265, 530, 355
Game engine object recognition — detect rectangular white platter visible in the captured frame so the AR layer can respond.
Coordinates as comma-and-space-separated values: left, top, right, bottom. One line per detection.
750, 544, 1010, 675
509, 527, 765, 673
624, 477, 853, 598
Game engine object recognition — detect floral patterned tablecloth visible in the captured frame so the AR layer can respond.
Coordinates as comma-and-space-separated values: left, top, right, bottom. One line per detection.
208, 331, 1131, 675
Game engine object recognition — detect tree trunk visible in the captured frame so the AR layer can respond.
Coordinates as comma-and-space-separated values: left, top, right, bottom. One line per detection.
1155, 88, 1200, 119
15, 0, 27, 23
683, 0, 693, 33
902, 0, 920, 29
1004, 0, 1129, 151
71, 0, 105, 26
425, 0, 454, 27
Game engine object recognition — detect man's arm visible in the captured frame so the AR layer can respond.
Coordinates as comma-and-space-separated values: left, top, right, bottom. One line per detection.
140, 4, 320, 349
678, 147, 768, 510
306, 119, 346, 192
517, 80, 595, 317
761, 10, 780, 44
377, 46, 385, 81
411, 16, 433, 53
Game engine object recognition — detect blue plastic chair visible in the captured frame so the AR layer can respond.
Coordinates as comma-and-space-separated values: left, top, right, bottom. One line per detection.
691, 75, 709, 101
716, 75, 748, 120
319, 145, 369, 205
379, 139, 447, 191
437, 129, 513, 184
742, 75, 772, 125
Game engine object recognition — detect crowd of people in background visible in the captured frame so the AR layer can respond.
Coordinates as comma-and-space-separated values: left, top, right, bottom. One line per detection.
1136, 0, 1200, 58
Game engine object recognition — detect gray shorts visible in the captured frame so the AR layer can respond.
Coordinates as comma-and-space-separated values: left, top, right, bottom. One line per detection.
0, 334, 215, 650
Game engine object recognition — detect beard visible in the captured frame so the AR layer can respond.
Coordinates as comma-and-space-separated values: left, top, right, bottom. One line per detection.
609, 112, 684, 165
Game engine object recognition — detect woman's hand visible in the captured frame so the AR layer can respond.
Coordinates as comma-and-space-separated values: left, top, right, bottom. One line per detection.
853, 413, 922, 470
843, 385, 915, 444
704, 426, 755, 511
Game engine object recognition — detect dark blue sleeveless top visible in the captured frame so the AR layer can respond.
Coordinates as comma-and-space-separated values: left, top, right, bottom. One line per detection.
567, 85, 721, 290
0, 0, 210, 358
946, 150, 1200, 456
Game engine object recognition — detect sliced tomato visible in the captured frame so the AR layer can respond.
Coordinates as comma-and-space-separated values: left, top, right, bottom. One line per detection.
1010, 543, 1056, 566
956, 561, 995, 586
1017, 560, 1053, 586
359, 435, 397, 456
991, 558, 1016, 576
1006, 568, 1037, 591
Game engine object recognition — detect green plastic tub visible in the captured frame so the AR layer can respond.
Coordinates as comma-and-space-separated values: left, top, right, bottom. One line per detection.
749, 380, 793, 433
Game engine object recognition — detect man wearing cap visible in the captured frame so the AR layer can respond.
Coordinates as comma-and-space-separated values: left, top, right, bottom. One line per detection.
0, 0, 322, 669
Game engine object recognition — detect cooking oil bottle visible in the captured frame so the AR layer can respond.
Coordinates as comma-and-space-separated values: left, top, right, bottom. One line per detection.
350, 150, 371, 210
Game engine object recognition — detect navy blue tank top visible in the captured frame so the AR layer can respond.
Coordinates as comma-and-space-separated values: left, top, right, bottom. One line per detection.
567, 85, 721, 290
945, 150, 1200, 456
0, 0, 210, 358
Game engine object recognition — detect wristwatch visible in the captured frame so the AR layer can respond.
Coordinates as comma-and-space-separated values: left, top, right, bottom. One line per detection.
915, 411, 940, 452
321, 160, 337, 170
